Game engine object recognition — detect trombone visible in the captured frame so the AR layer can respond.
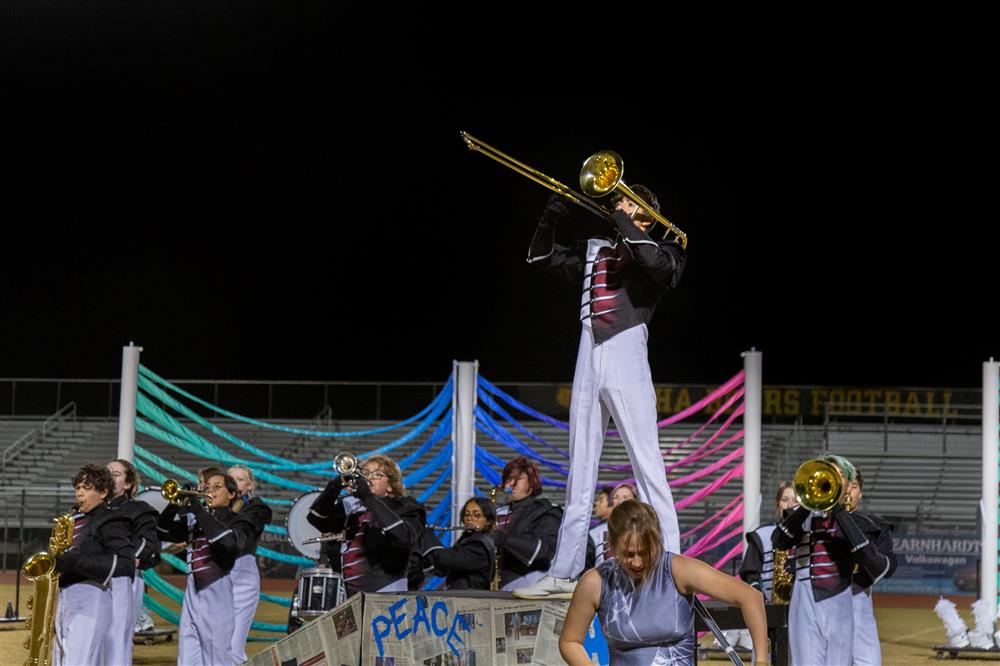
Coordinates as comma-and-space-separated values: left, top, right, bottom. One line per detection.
460, 131, 688, 249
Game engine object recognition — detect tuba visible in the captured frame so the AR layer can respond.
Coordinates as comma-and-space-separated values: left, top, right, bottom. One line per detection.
22, 511, 75, 666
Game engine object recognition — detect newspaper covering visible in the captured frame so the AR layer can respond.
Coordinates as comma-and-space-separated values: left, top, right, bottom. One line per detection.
246, 594, 363, 666
248, 592, 600, 666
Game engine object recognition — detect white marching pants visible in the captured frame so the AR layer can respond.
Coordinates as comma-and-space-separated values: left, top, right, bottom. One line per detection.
178, 575, 235, 666
99, 575, 135, 666
549, 325, 680, 579
789, 581, 854, 665
852, 587, 881, 665
230, 554, 260, 663
54, 583, 112, 666
132, 573, 146, 628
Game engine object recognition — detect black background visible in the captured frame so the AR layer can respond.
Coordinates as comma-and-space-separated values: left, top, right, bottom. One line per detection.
2, 5, 995, 388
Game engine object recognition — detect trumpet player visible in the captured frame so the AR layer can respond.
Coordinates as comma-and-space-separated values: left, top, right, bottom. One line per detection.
100, 458, 160, 666
306, 454, 425, 598
771, 454, 897, 665
226, 464, 272, 664
54, 464, 135, 666
156, 467, 258, 666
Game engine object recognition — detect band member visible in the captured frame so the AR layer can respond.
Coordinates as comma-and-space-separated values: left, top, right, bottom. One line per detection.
586, 483, 637, 569
585, 486, 613, 569
848, 469, 896, 666
227, 464, 273, 663
421, 497, 497, 590
157, 468, 256, 666
516, 189, 685, 599
560, 500, 769, 666
772, 454, 896, 665
53, 464, 135, 666
100, 458, 160, 666
740, 481, 797, 601
494, 456, 562, 591
307, 455, 425, 597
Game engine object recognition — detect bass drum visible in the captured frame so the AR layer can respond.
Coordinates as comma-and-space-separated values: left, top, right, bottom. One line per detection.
286, 490, 323, 560
135, 488, 169, 514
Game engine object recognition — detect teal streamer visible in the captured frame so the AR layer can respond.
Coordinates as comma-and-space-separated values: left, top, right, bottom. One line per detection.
260, 592, 292, 607
134, 444, 199, 482
398, 411, 452, 469
139, 363, 451, 438
256, 545, 315, 566
144, 592, 180, 624
133, 458, 166, 484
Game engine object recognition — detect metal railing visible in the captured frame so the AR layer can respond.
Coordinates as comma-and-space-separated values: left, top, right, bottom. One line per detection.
1, 402, 77, 469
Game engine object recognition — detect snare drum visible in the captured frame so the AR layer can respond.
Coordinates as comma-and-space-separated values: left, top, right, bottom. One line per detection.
290, 567, 345, 620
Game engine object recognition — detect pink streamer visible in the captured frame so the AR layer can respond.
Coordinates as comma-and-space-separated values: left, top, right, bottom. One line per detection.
680, 493, 743, 539
675, 462, 743, 511
671, 446, 744, 488
661, 386, 746, 459
656, 370, 745, 427
712, 542, 745, 569
666, 427, 744, 474
684, 504, 743, 557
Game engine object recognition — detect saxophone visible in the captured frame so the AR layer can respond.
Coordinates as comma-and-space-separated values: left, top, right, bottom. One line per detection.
490, 486, 502, 591
22, 511, 75, 666
771, 547, 794, 605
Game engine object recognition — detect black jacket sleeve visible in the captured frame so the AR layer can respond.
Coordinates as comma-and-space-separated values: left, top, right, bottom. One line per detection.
612, 210, 686, 290
307, 478, 347, 533
772, 506, 810, 550
156, 504, 189, 543
190, 502, 239, 554
130, 501, 161, 569
426, 534, 493, 576
58, 514, 135, 583
585, 533, 596, 570
526, 197, 586, 285
740, 531, 766, 594
364, 496, 424, 554
500, 503, 562, 568
832, 506, 897, 586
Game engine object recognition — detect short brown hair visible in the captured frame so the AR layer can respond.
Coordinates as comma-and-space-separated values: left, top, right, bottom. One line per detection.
607, 499, 663, 583
501, 456, 542, 496
72, 464, 114, 496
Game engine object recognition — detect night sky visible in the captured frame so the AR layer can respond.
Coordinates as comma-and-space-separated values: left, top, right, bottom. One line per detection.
3, 6, 995, 389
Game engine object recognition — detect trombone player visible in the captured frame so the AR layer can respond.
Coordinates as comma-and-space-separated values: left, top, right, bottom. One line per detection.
771, 453, 896, 665
514, 185, 686, 600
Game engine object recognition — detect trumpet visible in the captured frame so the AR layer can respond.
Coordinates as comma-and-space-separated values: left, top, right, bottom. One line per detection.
461, 132, 688, 248
156, 479, 210, 506
333, 453, 360, 492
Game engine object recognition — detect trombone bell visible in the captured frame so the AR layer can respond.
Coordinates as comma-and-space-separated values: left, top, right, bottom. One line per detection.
793, 459, 844, 513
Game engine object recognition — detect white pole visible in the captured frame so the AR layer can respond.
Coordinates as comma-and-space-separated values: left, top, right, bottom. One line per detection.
981, 360, 999, 616
116, 343, 143, 461
742, 348, 763, 553
452, 360, 478, 536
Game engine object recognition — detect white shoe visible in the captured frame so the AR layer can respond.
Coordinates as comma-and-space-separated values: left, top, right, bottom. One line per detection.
135, 609, 155, 633
512, 575, 577, 600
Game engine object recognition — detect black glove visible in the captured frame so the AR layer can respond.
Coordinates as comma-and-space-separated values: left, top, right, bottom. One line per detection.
352, 474, 373, 501
55, 551, 80, 574
540, 193, 570, 224
492, 530, 507, 549
324, 477, 345, 495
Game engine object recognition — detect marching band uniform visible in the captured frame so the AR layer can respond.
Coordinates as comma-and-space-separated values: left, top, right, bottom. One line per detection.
230, 495, 272, 663
307, 476, 425, 597
740, 523, 783, 602
494, 493, 562, 590
585, 520, 612, 569
422, 528, 497, 590
53, 503, 134, 666
525, 196, 685, 588
850, 511, 896, 665
158, 499, 257, 666
773, 504, 896, 665
100, 494, 160, 666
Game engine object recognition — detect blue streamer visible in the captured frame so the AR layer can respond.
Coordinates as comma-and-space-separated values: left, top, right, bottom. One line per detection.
139, 364, 452, 438
477, 387, 570, 459
417, 466, 453, 504
403, 442, 453, 488
478, 377, 569, 430
475, 408, 569, 481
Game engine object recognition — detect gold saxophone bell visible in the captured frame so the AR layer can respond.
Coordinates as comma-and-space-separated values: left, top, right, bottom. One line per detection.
461, 132, 688, 248
22, 511, 74, 666
793, 459, 845, 513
